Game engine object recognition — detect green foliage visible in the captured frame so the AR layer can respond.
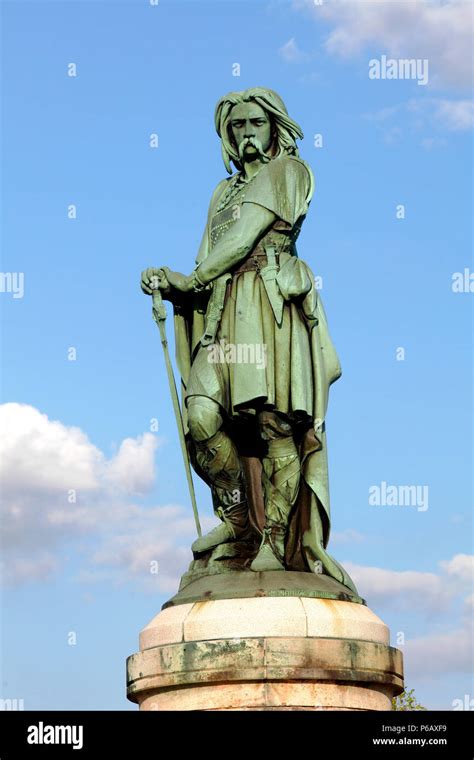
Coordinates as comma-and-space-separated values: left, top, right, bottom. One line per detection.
392, 688, 427, 711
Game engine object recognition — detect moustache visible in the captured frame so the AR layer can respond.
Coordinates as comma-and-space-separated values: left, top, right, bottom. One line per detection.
237, 136, 269, 162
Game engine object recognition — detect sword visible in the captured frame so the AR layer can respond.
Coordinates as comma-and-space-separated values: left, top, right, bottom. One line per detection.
150, 285, 202, 538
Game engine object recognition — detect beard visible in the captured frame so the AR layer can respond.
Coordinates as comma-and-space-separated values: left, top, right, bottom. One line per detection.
237, 136, 270, 163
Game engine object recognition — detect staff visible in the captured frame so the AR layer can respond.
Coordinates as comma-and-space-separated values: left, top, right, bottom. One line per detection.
150, 283, 202, 538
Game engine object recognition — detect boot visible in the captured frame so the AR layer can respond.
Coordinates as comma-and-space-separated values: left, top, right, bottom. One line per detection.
191, 499, 250, 554
250, 522, 286, 571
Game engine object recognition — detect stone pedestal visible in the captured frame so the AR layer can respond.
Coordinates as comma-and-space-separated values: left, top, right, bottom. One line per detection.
127, 571, 404, 711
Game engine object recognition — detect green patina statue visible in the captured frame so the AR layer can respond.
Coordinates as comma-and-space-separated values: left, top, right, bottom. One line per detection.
141, 87, 358, 596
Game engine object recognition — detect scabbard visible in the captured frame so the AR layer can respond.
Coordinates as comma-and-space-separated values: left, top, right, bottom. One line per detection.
200, 272, 232, 346
258, 245, 285, 327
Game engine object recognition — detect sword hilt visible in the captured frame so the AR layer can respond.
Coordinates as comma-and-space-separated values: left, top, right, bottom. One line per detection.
151, 288, 167, 323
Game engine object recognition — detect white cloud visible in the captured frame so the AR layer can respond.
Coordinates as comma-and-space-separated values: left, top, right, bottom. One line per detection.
0, 403, 173, 588
81, 503, 214, 592
405, 624, 473, 677
464, 593, 474, 612
345, 555, 474, 614
440, 554, 474, 586
304, 0, 473, 89
344, 562, 452, 613
104, 434, 157, 495
332, 528, 366, 544
279, 37, 310, 63
0, 403, 158, 497
366, 96, 474, 144
433, 98, 474, 131
344, 556, 474, 681
1, 553, 59, 587
85, 526, 195, 594
0, 403, 102, 494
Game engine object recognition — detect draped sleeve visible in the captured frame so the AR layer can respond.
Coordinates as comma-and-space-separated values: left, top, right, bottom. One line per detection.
241, 155, 314, 229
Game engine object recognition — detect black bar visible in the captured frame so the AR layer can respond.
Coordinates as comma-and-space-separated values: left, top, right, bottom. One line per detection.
0, 710, 472, 757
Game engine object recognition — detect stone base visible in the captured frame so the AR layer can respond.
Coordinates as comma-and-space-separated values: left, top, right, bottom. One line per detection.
127, 572, 404, 711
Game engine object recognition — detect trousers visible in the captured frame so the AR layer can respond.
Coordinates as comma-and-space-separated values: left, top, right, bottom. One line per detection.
186, 395, 301, 529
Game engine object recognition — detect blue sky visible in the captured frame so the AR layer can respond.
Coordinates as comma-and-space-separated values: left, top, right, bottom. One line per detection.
1, 0, 472, 710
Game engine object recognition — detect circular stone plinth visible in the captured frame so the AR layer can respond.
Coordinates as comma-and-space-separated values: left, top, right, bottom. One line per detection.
163, 569, 365, 609
127, 593, 404, 711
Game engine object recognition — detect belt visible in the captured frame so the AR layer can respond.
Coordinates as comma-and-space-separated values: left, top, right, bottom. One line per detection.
200, 246, 292, 346
232, 239, 297, 275
232, 251, 273, 275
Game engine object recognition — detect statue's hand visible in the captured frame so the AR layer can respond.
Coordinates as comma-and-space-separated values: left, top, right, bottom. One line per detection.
140, 267, 170, 296
160, 267, 193, 293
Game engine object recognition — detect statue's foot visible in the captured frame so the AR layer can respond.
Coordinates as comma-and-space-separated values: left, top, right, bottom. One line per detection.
250, 542, 285, 572
250, 523, 286, 571
192, 499, 254, 555
192, 522, 236, 554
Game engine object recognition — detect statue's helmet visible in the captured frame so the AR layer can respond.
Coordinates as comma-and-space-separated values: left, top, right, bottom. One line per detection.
214, 87, 304, 173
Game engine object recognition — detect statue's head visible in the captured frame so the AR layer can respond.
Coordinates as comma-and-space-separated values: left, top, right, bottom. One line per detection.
214, 87, 304, 174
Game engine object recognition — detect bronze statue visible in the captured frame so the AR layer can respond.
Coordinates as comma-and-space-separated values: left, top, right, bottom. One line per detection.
141, 87, 358, 595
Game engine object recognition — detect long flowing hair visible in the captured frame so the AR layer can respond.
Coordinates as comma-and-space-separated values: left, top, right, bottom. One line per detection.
214, 87, 304, 174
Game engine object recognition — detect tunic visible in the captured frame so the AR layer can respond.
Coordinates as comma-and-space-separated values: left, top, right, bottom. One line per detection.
185, 154, 315, 426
